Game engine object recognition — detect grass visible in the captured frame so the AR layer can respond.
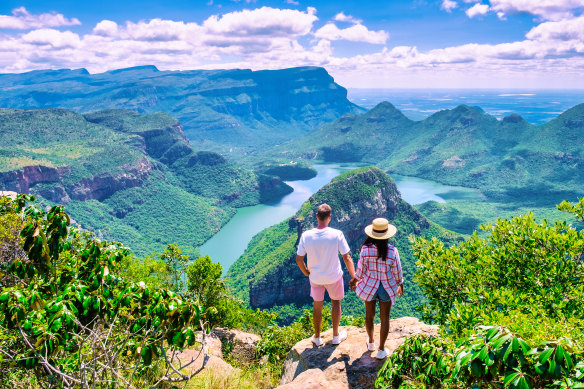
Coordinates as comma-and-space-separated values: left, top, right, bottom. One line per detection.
185, 362, 279, 389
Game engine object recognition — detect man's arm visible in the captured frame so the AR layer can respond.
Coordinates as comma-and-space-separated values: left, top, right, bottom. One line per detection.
342, 253, 356, 279
296, 255, 310, 277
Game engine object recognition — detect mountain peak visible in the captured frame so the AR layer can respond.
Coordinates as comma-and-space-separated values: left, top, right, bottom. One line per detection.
364, 101, 411, 122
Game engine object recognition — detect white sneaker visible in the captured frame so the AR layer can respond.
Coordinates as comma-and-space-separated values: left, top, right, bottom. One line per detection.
311, 335, 323, 347
332, 330, 347, 345
376, 348, 390, 359
366, 340, 376, 352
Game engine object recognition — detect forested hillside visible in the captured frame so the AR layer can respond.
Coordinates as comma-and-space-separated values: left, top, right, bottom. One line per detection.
0, 108, 291, 256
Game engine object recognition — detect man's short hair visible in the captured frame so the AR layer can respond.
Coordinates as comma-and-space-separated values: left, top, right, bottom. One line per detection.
316, 203, 332, 220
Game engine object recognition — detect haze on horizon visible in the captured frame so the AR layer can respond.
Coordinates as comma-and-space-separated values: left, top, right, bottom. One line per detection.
0, 0, 583, 89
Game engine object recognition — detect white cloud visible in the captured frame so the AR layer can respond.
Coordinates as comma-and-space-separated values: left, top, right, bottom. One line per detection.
489, 0, 584, 21
314, 23, 388, 44
92, 20, 119, 37
333, 12, 362, 24
21, 29, 81, 48
526, 15, 584, 41
2, 5, 584, 88
286, 0, 300, 4
0, 7, 80, 30
441, 0, 458, 12
203, 6, 317, 37
466, 3, 490, 18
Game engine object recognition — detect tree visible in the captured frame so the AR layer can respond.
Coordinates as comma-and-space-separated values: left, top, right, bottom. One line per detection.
0, 195, 211, 387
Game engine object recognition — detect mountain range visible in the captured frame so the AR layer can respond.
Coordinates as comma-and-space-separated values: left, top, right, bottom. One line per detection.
0, 66, 362, 157
274, 101, 584, 206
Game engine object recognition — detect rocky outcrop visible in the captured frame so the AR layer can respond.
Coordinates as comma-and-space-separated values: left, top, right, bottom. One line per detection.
278, 317, 438, 389
247, 167, 430, 309
67, 157, 154, 202
0, 165, 65, 193
212, 328, 261, 364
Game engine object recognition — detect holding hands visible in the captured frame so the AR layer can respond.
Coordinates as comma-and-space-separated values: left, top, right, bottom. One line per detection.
349, 277, 358, 291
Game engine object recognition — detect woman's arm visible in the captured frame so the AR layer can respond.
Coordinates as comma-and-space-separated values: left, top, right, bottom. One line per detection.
392, 246, 404, 296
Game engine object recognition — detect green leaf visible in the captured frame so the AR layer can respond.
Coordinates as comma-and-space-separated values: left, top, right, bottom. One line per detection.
539, 348, 554, 364
141, 345, 152, 366
516, 376, 531, 389
504, 372, 520, 386
50, 318, 62, 332
555, 345, 565, 363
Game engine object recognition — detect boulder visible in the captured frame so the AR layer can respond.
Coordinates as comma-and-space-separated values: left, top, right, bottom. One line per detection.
212, 328, 261, 364
278, 369, 348, 389
279, 317, 438, 389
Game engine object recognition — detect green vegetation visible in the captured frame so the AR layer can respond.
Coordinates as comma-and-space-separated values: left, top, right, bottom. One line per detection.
376, 198, 584, 388
1, 108, 291, 256
0, 195, 212, 387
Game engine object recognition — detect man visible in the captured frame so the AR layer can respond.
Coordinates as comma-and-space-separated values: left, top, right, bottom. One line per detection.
296, 203, 356, 346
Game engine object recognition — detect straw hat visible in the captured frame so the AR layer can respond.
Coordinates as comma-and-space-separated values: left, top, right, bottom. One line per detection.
364, 218, 397, 240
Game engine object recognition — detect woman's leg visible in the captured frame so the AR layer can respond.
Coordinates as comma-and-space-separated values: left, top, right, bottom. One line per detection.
365, 300, 376, 344
379, 301, 392, 350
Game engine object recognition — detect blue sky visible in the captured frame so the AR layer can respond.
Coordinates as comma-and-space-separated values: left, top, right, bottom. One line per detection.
1, 0, 583, 88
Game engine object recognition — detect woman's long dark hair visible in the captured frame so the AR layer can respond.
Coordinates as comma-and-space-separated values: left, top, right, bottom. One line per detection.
362, 236, 389, 260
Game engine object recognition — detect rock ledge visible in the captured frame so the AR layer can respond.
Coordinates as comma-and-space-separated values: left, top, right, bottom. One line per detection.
279, 317, 438, 389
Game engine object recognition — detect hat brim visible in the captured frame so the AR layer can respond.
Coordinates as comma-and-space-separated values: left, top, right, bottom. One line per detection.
364, 223, 397, 240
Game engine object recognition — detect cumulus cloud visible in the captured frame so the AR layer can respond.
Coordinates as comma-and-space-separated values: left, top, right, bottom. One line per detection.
314, 23, 388, 44
21, 29, 81, 48
466, 3, 490, 18
489, 0, 584, 21
333, 12, 362, 24
441, 0, 458, 12
526, 15, 584, 41
2, 4, 584, 88
92, 20, 119, 37
0, 7, 80, 30
203, 6, 317, 36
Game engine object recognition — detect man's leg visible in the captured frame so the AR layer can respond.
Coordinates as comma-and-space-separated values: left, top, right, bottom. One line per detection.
331, 299, 341, 337
313, 300, 324, 338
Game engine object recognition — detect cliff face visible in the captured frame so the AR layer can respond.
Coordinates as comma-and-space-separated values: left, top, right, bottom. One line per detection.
0, 66, 363, 155
226, 167, 452, 314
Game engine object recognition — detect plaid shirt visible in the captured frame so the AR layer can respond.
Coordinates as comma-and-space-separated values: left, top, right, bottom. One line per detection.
355, 243, 403, 303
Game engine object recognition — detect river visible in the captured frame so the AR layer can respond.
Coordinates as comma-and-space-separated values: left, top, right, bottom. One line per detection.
198, 164, 482, 273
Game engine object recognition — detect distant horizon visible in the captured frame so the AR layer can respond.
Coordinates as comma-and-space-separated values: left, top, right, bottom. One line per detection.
2, 64, 584, 91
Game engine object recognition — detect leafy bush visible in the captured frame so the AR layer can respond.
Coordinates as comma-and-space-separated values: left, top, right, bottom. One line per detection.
376, 198, 584, 388
377, 326, 584, 389
0, 195, 213, 387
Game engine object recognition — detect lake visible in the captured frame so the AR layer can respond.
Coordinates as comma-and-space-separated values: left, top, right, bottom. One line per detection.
199, 164, 482, 274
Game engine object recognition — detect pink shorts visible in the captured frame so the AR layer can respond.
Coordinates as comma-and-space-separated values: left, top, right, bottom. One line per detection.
310, 277, 345, 301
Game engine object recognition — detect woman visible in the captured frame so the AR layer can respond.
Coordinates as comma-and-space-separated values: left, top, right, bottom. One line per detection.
350, 217, 404, 359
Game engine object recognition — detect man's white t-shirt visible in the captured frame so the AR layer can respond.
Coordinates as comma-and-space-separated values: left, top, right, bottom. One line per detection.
296, 227, 350, 285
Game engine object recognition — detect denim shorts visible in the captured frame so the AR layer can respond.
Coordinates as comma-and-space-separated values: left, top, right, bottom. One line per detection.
372, 283, 391, 302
